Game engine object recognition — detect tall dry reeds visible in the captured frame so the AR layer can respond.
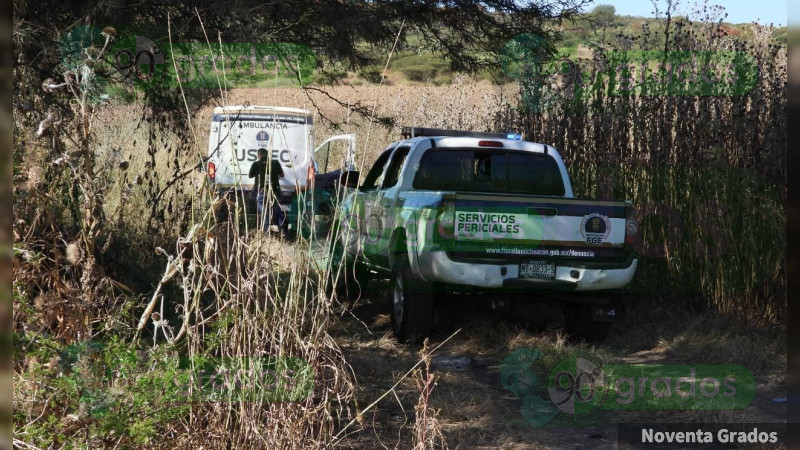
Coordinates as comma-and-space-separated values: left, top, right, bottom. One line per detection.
13, 19, 359, 448
493, 16, 786, 321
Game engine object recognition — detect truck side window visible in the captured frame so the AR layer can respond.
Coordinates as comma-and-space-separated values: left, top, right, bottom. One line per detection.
381, 147, 411, 189
360, 149, 392, 190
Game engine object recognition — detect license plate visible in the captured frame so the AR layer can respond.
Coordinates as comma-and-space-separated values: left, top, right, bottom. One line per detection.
519, 261, 556, 280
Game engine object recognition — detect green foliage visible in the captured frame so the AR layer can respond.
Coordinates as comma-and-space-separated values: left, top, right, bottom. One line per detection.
392, 52, 452, 83
591, 4, 617, 29
15, 336, 191, 448
168, 42, 318, 88
314, 7, 785, 86
358, 66, 384, 84
772, 27, 787, 44
316, 68, 350, 85
592, 4, 616, 16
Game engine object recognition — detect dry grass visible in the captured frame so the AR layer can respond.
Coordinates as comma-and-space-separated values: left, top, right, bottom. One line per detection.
93, 81, 517, 170
329, 285, 786, 448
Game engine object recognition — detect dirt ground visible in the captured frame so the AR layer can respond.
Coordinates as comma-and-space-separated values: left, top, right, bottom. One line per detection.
330, 279, 787, 449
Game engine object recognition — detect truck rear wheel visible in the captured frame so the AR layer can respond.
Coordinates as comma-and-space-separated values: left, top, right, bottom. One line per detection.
563, 303, 613, 342
390, 272, 434, 343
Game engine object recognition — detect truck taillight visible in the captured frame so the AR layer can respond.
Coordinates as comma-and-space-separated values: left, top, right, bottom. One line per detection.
625, 208, 639, 245
208, 162, 216, 182
307, 164, 316, 189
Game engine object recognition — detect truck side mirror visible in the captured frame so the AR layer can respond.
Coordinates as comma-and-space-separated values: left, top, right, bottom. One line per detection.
339, 170, 359, 188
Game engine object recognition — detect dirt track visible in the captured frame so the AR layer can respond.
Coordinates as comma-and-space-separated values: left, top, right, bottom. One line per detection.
331, 279, 787, 449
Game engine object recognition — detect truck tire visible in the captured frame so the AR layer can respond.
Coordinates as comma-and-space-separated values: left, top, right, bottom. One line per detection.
563, 303, 612, 342
389, 266, 434, 344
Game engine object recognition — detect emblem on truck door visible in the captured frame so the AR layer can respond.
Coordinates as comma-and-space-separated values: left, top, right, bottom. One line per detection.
580, 213, 611, 244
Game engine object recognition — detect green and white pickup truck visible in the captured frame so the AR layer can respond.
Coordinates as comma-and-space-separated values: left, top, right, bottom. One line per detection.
335, 127, 639, 342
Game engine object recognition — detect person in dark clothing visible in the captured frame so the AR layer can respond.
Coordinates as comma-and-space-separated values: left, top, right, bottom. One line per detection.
249, 148, 288, 237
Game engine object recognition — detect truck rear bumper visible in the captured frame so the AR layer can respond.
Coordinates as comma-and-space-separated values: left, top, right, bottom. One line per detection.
415, 251, 637, 291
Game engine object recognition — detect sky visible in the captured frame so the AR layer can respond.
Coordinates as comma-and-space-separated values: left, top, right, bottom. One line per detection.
590, 0, 787, 26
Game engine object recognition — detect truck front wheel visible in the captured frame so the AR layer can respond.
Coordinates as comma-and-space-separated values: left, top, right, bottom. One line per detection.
390, 273, 434, 343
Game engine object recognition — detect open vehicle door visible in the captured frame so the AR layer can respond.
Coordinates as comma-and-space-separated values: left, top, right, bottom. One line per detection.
313, 134, 357, 177
288, 134, 358, 238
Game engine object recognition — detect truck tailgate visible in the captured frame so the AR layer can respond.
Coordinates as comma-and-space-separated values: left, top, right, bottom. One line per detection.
450, 193, 630, 261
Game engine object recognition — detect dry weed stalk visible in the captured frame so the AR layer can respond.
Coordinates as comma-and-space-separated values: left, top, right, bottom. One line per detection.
129, 176, 357, 447
412, 339, 448, 450
13, 25, 139, 343
121, 16, 362, 447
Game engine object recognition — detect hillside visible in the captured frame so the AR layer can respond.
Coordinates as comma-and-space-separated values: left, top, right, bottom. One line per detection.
320, 11, 787, 87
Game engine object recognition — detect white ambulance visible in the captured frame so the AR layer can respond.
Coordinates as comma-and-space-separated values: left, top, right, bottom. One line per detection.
205, 105, 355, 205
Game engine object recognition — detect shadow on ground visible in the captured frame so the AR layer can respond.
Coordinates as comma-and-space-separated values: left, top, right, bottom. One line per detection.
332, 279, 787, 449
